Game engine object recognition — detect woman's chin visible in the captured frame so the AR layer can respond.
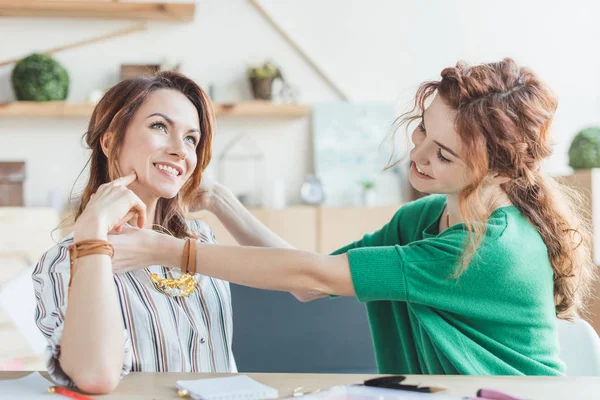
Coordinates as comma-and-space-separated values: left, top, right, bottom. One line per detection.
148, 185, 180, 200
158, 190, 179, 200
408, 175, 431, 194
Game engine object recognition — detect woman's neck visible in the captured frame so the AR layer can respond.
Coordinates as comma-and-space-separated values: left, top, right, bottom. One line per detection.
445, 185, 512, 226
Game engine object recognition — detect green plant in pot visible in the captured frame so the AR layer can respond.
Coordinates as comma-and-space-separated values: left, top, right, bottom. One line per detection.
246, 61, 282, 101
359, 179, 376, 207
11, 53, 70, 101
360, 180, 375, 191
568, 127, 600, 169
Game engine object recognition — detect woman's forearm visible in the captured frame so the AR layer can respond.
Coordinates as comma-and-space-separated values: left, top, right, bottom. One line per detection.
205, 186, 330, 301
159, 235, 355, 297
209, 185, 294, 248
60, 229, 125, 394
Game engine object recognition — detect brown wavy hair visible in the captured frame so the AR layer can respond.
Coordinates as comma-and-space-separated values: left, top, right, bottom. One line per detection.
73, 71, 214, 239
394, 58, 595, 319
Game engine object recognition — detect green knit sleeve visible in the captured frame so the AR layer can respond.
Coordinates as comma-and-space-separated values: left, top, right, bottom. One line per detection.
347, 232, 467, 305
347, 227, 531, 320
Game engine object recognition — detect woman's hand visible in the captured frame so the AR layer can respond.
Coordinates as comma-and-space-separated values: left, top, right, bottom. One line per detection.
108, 225, 159, 274
74, 172, 147, 241
189, 176, 227, 213
290, 290, 329, 302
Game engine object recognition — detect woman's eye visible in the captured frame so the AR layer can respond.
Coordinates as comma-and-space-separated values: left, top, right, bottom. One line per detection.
418, 121, 426, 133
437, 148, 451, 164
185, 136, 198, 145
151, 122, 167, 132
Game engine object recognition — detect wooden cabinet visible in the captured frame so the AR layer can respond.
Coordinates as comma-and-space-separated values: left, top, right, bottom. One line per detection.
190, 207, 318, 252
559, 170, 600, 334
317, 206, 400, 253
191, 205, 402, 254
0, 162, 25, 207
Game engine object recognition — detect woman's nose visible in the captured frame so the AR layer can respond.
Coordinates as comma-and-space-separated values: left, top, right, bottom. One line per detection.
411, 138, 432, 166
168, 137, 186, 160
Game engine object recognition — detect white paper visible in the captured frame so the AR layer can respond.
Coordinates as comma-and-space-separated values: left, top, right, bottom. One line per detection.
303, 385, 462, 399
176, 375, 278, 400
0, 266, 48, 355
0, 372, 53, 399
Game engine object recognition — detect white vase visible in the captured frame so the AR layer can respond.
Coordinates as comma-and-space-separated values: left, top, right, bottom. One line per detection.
362, 189, 376, 207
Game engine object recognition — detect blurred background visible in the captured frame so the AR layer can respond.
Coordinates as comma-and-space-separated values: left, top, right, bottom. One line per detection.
0, 0, 599, 373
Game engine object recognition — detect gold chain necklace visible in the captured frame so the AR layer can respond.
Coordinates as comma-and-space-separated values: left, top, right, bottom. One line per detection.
149, 272, 197, 297
149, 238, 198, 297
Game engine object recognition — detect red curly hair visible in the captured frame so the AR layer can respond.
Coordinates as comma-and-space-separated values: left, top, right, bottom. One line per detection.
395, 58, 595, 319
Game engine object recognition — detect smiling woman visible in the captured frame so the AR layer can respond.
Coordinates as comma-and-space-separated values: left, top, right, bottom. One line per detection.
31, 72, 236, 394
77, 74, 213, 238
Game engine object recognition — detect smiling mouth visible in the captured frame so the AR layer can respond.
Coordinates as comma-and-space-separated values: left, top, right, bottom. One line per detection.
153, 163, 182, 177
412, 162, 433, 179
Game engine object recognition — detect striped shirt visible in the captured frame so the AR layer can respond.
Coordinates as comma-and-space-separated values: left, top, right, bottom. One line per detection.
32, 220, 236, 387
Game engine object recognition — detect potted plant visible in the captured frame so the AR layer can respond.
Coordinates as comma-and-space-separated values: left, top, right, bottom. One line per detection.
246, 61, 282, 101
360, 179, 376, 207
11, 53, 69, 101
568, 127, 600, 169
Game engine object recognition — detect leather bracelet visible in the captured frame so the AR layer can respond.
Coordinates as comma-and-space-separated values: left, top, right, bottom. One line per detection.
181, 238, 190, 274
181, 238, 196, 275
67, 239, 114, 288
186, 238, 196, 275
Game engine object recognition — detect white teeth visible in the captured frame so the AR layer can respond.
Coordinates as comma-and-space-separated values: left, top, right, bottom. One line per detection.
416, 164, 430, 177
155, 163, 180, 176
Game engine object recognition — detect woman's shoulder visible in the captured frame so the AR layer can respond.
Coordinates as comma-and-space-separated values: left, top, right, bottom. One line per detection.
33, 234, 74, 276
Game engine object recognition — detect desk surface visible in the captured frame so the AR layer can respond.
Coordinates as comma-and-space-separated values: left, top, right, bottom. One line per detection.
2, 372, 599, 399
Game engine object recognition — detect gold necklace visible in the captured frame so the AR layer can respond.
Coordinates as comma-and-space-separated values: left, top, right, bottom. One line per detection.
149, 238, 198, 297
150, 272, 197, 297
446, 212, 451, 228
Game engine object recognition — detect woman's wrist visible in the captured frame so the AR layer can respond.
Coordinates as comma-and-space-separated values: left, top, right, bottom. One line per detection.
158, 234, 187, 270
209, 183, 236, 216
74, 218, 108, 242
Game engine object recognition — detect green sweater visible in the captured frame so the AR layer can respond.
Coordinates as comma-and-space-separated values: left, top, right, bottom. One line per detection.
334, 194, 564, 375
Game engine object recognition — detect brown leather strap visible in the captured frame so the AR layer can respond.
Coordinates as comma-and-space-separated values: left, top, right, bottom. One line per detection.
181, 238, 190, 274
187, 238, 196, 275
67, 239, 114, 288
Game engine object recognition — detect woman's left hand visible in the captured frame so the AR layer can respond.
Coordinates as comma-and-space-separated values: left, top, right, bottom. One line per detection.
189, 176, 219, 213
108, 225, 159, 274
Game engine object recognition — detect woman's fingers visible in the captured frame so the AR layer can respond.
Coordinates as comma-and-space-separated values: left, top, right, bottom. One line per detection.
114, 171, 137, 187
92, 172, 137, 199
126, 191, 147, 229
112, 211, 136, 233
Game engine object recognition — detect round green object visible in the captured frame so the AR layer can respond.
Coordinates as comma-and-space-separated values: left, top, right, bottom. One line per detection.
568, 127, 600, 169
11, 53, 69, 101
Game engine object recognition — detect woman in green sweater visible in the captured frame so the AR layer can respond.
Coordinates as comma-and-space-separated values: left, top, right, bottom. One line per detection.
105, 58, 595, 375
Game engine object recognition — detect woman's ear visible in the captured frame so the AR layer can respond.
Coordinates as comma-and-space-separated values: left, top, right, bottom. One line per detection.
100, 132, 114, 158
486, 171, 511, 186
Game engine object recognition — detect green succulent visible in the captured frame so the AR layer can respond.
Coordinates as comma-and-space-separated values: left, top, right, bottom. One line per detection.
247, 61, 281, 79
568, 127, 600, 169
11, 53, 69, 101
360, 180, 376, 190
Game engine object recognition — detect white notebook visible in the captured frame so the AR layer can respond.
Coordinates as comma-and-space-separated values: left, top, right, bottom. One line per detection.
176, 375, 279, 400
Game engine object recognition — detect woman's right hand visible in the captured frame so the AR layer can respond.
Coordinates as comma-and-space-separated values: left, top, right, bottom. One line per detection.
74, 172, 147, 241
189, 176, 226, 213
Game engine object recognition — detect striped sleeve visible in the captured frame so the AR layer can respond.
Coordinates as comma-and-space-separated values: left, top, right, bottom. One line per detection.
31, 237, 133, 387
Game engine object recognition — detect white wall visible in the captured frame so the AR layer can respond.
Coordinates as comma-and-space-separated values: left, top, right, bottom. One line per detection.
1, 0, 599, 208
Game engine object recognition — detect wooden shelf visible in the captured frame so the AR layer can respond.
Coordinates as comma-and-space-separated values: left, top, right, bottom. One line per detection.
215, 102, 311, 118
0, 1, 195, 22
0, 102, 93, 118
0, 101, 312, 118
